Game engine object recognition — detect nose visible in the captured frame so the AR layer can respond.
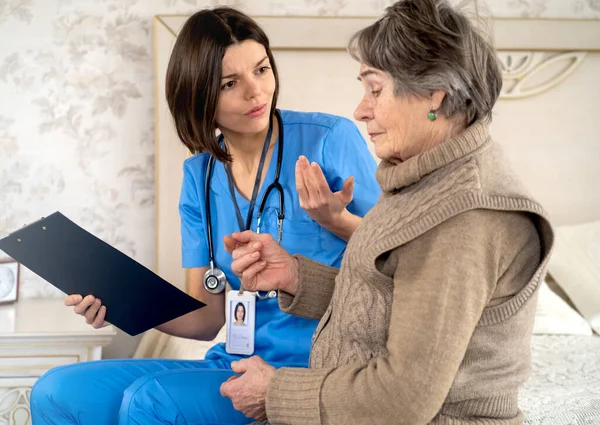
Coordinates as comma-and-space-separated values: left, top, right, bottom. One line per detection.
354, 96, 373, 122
244, 76, 261, 100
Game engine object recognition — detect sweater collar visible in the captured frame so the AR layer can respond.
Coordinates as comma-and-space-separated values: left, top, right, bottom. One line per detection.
375, 120, 490, 194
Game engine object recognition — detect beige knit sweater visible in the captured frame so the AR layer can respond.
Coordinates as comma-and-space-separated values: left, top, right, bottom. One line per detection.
264, 121, 554, 425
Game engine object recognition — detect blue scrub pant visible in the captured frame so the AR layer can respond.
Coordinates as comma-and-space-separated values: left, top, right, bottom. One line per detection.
30, 358, 254, 425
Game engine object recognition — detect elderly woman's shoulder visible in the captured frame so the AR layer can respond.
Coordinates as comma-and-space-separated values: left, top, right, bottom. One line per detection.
441, 209, 539, 248
394, 209, 539, 261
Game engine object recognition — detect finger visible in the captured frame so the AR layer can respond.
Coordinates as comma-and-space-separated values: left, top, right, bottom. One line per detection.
231, 230, 262, 245
304, 163, 324, 204
64, 294, 82, 306
93, 305, 107, 328
240, 261, 268, 286
338, 176, 354, 205
73, 295, 96, 315
223, 235, 238, 254
231, 241, 262, 261
84, 299, 101, 324
310, 162, 331, 200
256, 232, 276, 245
298, 155, 309, 167
230, 251, 262, 277
225, 375, 239, 383
300, 158, 318, 193
220, 374, 244, 399
230, 360, 249, 374
220, 381, 231, 398
249, 355, 265, 364
295, 157, 310, 206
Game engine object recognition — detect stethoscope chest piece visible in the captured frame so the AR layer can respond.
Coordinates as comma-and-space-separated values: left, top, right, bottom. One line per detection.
204, 263, 227, 294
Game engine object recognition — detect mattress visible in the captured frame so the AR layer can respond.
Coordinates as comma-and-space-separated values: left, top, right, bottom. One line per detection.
521, 334, 600, 424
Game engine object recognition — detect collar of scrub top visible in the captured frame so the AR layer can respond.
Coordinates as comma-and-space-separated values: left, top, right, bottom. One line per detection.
206, 109, 284, 299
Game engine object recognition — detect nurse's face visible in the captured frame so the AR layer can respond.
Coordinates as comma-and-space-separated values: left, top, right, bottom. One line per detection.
215, 40, 276, 138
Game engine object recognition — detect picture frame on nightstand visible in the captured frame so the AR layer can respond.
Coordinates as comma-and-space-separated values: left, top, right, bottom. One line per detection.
0, 258, 20, 305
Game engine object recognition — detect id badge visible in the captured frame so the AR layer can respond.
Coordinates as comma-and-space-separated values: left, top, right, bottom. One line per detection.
226, 290, 256, 355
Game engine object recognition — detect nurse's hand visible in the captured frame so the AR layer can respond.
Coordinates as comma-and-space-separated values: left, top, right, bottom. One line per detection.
220, 356, 275, 421
224, 231, 299, 296
64, 294, 109, 329
296, 155, 354, 228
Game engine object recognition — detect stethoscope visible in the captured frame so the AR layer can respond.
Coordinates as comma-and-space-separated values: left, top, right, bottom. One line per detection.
203, 109, 285, 298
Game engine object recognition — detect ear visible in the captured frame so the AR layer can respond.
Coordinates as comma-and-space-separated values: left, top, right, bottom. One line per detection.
430, 90, 446, 111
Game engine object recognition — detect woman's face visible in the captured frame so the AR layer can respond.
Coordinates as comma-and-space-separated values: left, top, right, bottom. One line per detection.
354, 64, 434, 163
215, 40, 276, 138
236, 305, 245, 321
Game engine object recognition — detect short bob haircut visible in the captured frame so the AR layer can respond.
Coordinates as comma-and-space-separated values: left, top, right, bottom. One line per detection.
348, 0, 502, 125
166, 7, 280, 163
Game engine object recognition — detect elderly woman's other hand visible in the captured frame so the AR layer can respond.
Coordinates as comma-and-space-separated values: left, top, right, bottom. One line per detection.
220, 356, 276, 421
224, 231, 300, 295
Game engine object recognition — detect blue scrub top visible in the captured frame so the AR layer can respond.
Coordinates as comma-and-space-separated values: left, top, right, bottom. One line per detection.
179, 110, 380, 368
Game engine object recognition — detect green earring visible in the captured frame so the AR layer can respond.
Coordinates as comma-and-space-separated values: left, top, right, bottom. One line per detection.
428, 110, 437, 121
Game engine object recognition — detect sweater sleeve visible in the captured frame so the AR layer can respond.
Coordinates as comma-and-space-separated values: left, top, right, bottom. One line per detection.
277, 255, 339, 321
266, 210, 540, 425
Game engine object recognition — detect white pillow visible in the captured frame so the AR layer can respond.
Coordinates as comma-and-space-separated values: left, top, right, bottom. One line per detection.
159, 329, 225, 360
134, 327, 226, 360
533, 279, 593, 335
546, 220, 600, 334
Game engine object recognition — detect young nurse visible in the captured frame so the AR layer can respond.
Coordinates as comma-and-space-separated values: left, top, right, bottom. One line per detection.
30, 7, 379, 425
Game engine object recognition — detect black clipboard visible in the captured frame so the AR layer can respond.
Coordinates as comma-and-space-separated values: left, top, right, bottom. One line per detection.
0, 212, 205, 336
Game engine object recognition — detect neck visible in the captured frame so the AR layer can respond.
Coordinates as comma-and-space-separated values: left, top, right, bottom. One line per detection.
221, 114, 278, 174
416, 114, 468, 159
435, 114, 467, 144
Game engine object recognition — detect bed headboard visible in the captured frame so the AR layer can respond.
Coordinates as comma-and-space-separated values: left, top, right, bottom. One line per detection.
154, 16, 600, 289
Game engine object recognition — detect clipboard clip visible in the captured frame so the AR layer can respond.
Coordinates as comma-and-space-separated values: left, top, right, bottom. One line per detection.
4, 217, 48, 241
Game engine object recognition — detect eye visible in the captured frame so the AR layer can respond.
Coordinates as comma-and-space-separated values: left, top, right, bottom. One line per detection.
371, 89, 382, 97
257, 66, 271, 74
221, 80, 236, 90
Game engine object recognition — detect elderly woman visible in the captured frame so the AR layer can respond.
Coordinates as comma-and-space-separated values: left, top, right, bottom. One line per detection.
220, 0, 553, 424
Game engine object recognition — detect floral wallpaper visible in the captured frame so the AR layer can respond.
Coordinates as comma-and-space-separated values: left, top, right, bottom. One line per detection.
0, 0, 598, 356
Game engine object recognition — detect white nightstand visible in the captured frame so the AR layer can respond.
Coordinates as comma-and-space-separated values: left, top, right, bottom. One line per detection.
0, 298, 116, 425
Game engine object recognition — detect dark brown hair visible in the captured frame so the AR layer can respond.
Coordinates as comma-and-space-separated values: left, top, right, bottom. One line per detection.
166, 7, 280, 162
349, 0, 502, 125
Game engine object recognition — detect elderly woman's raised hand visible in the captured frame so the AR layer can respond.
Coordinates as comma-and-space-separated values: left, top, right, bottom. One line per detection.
224, 231, 299, 295
296, 155, 354, 228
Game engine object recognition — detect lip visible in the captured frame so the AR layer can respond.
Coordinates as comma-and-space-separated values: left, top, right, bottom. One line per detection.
245, 104, 267, 118
368, 132, 383, 140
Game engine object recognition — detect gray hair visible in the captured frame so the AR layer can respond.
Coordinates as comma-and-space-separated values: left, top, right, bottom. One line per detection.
348, 0, 502, 124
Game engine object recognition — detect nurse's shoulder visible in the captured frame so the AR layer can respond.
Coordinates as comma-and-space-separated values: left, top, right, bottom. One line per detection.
279, 109, 366, 155
183, 152, 211, 179
279, 109, 359, 135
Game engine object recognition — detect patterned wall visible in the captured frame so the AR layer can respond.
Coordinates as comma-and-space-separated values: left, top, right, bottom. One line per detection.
0, 0, 599, 355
